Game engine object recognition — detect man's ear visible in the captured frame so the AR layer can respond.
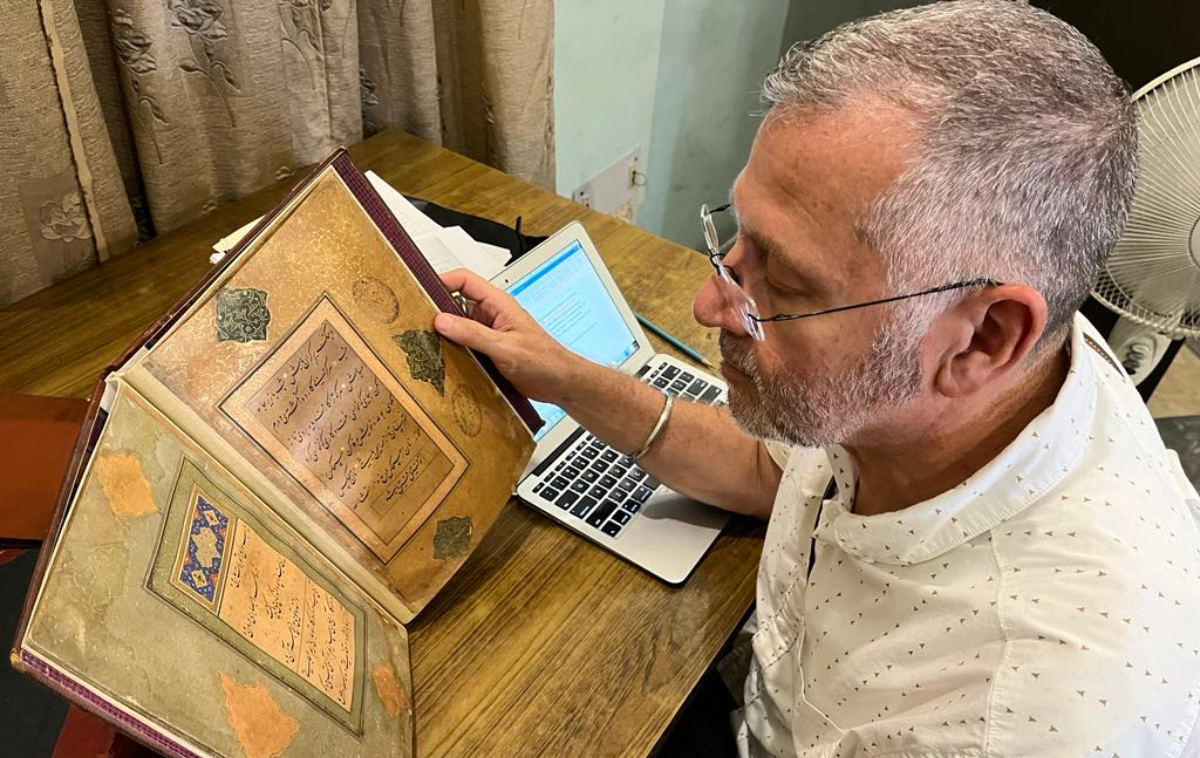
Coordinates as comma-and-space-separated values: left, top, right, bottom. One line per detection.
928, 285, 1048, 398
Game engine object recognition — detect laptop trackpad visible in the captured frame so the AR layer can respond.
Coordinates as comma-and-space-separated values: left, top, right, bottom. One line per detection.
638, 490, 729, 530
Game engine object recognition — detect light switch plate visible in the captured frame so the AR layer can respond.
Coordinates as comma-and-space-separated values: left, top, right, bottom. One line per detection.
572, 148, 642, 222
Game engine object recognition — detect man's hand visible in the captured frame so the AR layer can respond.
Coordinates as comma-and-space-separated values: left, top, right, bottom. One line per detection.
433, 268, 584, 404
434, 269, 779, 518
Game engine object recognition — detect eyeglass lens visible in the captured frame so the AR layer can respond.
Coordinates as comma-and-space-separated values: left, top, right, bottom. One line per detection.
701, 205, 765, 341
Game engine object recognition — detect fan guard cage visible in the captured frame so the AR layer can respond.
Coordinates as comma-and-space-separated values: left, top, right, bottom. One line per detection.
1092, 57, 1200, 339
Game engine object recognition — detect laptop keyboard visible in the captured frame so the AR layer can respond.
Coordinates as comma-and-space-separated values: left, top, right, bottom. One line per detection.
530, 360, 723, 539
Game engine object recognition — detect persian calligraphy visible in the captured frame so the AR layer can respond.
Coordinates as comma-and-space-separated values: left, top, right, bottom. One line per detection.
167, 491, 356, 712
217, 518, 356, 712
222, 297, 467, 563
150, 459, 366, 730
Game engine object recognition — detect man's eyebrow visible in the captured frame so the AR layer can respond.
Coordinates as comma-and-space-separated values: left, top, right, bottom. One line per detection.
731, 210, 784, 262
728, 187, 784, 260
730, 201, 827, 288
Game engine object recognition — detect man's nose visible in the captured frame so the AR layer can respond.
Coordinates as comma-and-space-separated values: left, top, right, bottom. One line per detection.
693, 274, 750, 336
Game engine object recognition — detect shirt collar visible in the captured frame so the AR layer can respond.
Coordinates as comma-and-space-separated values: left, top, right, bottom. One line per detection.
816, 317, 1098, 566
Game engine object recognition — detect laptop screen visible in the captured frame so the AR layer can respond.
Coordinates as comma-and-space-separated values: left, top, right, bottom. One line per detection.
507, 239, 640, 440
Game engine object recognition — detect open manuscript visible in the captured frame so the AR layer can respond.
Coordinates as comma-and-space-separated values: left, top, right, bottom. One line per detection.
11, 151, 539, 758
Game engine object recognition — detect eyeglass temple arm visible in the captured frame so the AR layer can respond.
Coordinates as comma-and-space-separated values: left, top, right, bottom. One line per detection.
752, 277, 1002, 324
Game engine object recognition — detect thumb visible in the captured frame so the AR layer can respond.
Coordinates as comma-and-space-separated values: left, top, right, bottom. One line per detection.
434, 312, 499, 354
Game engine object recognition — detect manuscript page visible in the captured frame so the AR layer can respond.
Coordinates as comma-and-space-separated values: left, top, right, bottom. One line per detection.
121, 165, 534, 620
21, 383, 413, 758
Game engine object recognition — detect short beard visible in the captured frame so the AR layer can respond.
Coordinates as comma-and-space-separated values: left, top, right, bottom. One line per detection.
719, 322, 924, 448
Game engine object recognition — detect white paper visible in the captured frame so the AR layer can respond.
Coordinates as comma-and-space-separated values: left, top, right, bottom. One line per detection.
213, 218, 260, 257
365, 171, 442, 238
425, 226, 507, 279
410, 232, 462, 273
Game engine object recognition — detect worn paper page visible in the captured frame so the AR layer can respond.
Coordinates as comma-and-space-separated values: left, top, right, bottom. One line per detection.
213, 173, 509, 279
129, 165, 534, 619
22, 384, 413, 758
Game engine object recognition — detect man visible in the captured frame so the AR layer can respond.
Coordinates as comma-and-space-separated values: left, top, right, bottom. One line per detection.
435, 1, 1200, 755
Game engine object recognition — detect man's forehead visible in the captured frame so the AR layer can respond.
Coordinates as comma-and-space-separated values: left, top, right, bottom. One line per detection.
729, 104, 916, 291
741, 103, 917, 219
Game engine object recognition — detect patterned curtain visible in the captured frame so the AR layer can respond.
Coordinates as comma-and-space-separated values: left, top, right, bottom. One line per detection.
0, 0, 555, 306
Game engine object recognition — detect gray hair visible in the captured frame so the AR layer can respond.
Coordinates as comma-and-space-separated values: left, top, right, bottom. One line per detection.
762, 0, 1138, 349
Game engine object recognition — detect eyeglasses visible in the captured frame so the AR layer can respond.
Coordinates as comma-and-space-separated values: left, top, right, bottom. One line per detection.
701, 203, 1001, 341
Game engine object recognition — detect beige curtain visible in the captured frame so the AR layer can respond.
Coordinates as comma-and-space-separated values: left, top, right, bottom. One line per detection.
0, 0, 555, 306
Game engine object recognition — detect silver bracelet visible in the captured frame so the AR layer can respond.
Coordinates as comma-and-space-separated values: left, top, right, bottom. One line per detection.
632, 392, 674, 460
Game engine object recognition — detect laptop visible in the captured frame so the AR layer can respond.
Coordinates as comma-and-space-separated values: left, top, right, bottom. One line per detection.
489, 222, 731, 584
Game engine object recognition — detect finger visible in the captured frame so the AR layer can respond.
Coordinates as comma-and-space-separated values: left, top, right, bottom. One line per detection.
438, 268, 472, 293
434, 312, 503, 354
439, 268, 507, 304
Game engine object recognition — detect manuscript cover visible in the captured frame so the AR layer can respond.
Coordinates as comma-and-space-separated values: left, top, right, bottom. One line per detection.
12, 151, 538, 758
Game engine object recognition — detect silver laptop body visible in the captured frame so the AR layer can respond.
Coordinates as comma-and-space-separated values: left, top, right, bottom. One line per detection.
490, 222, 731, 584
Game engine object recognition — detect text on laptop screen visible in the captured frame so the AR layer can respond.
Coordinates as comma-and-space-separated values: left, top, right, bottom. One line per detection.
507, 239, 639, 440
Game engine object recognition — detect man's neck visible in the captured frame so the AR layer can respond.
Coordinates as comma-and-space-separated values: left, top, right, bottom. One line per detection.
846, 346, 1071, 517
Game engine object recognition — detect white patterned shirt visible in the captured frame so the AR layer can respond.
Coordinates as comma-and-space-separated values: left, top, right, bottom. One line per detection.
735, 315, 1200, 758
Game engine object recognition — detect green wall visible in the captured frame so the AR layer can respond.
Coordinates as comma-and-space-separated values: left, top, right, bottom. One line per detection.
637, 0, 791, 249
553, 2, 667, 202
554, 1, 920, 249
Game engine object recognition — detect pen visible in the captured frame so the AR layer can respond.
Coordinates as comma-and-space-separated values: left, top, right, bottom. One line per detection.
634, 312, 717, 370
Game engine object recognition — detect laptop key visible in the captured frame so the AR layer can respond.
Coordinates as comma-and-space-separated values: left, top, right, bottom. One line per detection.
564, 466, 581, 479
571, 481, 588, 494
686, 378, 708, 395
589, 485, 607, 500
669, 379, 688, 392
581, 447, 599, 460
570, 496, 597, 519
601, 522, 622, 537
699, 386, 722, 404
621, 500, 641, 513
663, 365, 680, 380
590, 458, 608, 472
644, 476, 660, 490
552, 476, 570, 490
610, 465, 628, 478
680, 371, 694, 383
618, 478, 637, 492
601, 450, 618, 462
586, 500, 620, 528
533, 482, 544, 494
582, 470, 599, 483
653, 377, 669, 388
556, 491, 578, 509
600, 475, 618, 489
542, 487, 560, 500
629, 469, 646, 482
611, 488, 628, 502
632, 486, 654, 504
612, 510, 631, 525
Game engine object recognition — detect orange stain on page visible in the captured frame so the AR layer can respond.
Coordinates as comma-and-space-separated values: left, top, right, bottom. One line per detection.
94, 454, 157, 518
372, 662, 409, 717
219, 674, 300, 758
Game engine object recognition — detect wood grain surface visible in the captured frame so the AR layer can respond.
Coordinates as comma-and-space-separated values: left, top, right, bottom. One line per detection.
0, 130, 764, 758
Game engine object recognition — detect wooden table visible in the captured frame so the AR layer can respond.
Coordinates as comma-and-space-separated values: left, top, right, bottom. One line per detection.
0, 129, 764, 758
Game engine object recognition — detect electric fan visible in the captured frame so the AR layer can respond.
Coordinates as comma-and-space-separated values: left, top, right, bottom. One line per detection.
1092, 57, 1200, 384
